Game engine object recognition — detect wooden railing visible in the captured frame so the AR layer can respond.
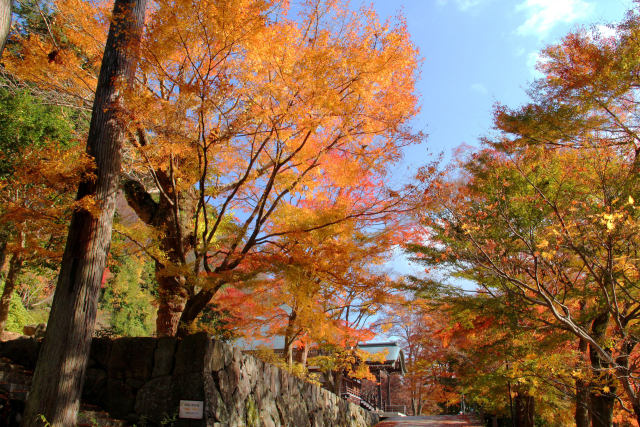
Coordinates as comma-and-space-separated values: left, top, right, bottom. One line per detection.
340, 384, 378, 412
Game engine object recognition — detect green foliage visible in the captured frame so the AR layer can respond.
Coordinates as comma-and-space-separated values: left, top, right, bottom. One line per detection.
100, 255, 156, 337
11, 0, 56, 38
0, 87, 77, 177
0, 280, 34, 333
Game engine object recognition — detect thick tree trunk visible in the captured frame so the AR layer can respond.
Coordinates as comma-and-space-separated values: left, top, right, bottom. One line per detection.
575, 378, 590, 427
0, 251, 23, 333
282, 309, 298, 367
155, 266, 188, 337
590, 393, 614, 427
22, 1, 146, 425
514, 392, 535, 427
122, 179, 196, 337
299, 342, 309, 366
0, 0, 11, 57
589, 312, 614, 427
575, 339, 590, 427
178, 288, 215, 335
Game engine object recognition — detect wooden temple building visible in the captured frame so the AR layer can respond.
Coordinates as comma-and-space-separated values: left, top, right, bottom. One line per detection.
310, 342, 407, 413
241, 337, 407, 413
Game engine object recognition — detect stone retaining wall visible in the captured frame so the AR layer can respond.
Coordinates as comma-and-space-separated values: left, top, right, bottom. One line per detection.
0, 333, 379, 426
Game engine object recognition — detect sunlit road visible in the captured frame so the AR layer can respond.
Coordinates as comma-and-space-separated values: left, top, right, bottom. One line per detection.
375, 415, 484, 427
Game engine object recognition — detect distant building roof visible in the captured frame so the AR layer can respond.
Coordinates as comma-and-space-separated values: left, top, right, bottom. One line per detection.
358, 342, 406, 374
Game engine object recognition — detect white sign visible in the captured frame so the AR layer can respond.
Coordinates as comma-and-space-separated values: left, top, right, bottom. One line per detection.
179, 400, 204, 419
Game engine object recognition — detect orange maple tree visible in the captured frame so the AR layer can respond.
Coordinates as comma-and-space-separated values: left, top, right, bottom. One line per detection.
6, 0, 421, 336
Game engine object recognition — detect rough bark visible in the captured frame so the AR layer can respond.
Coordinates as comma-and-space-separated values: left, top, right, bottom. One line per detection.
575, 338, 590, 427
283, 309, 298, 367
123, 177, 195, 337
0, 0, 11, 58
0, 251, 23, 334
178, 288, 216, 335
514, 392, 535, 427
22, 0, 147, 425
588, 312, 615, 427
155, 269, 189, 336
299, 343, 310, 366
590, 392, 614, 427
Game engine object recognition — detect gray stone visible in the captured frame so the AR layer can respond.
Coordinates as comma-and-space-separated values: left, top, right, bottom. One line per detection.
90, 337, 113, 368
175, 332, 212, 375
0, 334, 380, 427
210, 340, 226, 371
82, 367, 108, 405
108, 337, 156, 381
204, 373, 228, 422
105, 378, 136, 419
134, 375, 174, 424
153, 336, 177, 377
172, 372, 205, 402
0, 338, 40, 370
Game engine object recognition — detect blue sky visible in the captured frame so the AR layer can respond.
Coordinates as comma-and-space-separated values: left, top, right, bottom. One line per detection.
368, 0, 634, 178
363, 0, 635, 276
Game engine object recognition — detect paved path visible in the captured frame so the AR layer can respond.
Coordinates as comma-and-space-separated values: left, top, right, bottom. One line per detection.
375, 415, 483, 427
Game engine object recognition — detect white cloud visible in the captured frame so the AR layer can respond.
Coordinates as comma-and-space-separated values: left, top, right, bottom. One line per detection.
516, 0, 595, 38
594, 24, 617, 39
471, 83, 489, 95
437, 0, 484, 11
526, 51, 545, 78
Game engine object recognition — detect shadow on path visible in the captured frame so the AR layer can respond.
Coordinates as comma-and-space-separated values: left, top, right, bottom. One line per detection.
375, 415, 484, 427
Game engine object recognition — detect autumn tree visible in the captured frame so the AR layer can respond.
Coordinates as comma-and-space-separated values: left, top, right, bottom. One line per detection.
5, 0, 421, 336
23, 0, 147, 424
253, 225, 398, 365
196, 217, 400, 370
376, 299, 463, 416
412, 139, 640, 425
0, 81, 88, 334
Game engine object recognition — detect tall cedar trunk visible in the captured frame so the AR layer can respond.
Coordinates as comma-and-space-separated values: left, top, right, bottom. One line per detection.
575, 338, 590, 427
0, 0, 10, 57
589, 312, 615, 427
0, 251, 23, 333
22, 1, 146, 425
514, 392, 535, 427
